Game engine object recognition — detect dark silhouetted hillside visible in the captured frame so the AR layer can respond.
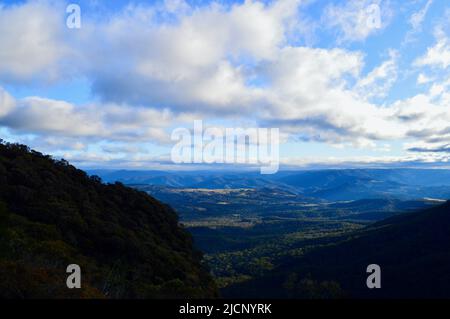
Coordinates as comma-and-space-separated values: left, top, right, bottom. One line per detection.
223, 201, 450, 298
0, 141, 218, 298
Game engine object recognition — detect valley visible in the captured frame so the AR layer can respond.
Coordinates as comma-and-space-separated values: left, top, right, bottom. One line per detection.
142, 186, 437, 289
92, 169, 450, 292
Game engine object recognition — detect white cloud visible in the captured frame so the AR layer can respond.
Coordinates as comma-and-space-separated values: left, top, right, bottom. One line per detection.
1, 0, 450, 167
0, 1, 69, 82
417, 73, 433, 84
76, 0, 301, 113
402, 0, 434, 45
409, 0, 433, 30
164, 0, 190, 14
0, 86, 177, 145
0, 87, 16, 117
251, 46, 406, 147
415, 27, 450, 69
392, 82, 450, 153
356, 50, 398, 98
0, 1, 406, 151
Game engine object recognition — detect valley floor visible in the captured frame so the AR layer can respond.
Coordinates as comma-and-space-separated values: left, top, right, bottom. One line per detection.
134, 184, 439, 294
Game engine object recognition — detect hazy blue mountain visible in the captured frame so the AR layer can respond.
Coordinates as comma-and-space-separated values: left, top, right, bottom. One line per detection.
90, 168, 450, 201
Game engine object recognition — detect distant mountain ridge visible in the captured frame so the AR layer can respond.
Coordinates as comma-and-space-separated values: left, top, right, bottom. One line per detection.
90, 168, 450, 201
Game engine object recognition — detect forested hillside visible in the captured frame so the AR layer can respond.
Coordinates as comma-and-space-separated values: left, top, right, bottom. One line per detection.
0, 141, 218, 298
223, 201, 450, 298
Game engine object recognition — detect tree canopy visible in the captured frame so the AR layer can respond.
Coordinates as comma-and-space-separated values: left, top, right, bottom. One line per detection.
0, 141, 218, 298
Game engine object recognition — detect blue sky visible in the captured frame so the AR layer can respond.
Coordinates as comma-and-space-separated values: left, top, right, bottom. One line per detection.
0, 0, 450, 170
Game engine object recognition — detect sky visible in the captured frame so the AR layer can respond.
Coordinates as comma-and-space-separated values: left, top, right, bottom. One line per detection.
0, 0, 450, 170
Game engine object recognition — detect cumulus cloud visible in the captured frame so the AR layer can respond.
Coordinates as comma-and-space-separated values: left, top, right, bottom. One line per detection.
391, 77, 450, 153
0, 0, 411, 151
1, 0, 450, 167
252, 46, 405, 147
0, 1, 70, 83
77, 0, 301, 113
0, 86, 177, 145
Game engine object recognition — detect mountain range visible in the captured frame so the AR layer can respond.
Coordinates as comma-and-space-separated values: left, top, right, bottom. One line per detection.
90, 168, 450, 201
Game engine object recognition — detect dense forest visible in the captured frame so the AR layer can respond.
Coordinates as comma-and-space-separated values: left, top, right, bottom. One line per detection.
223, 201, 450, 298
0, 140, 218, 298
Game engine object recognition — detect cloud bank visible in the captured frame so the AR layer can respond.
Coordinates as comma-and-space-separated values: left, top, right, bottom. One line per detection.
0, 0, 449, 168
